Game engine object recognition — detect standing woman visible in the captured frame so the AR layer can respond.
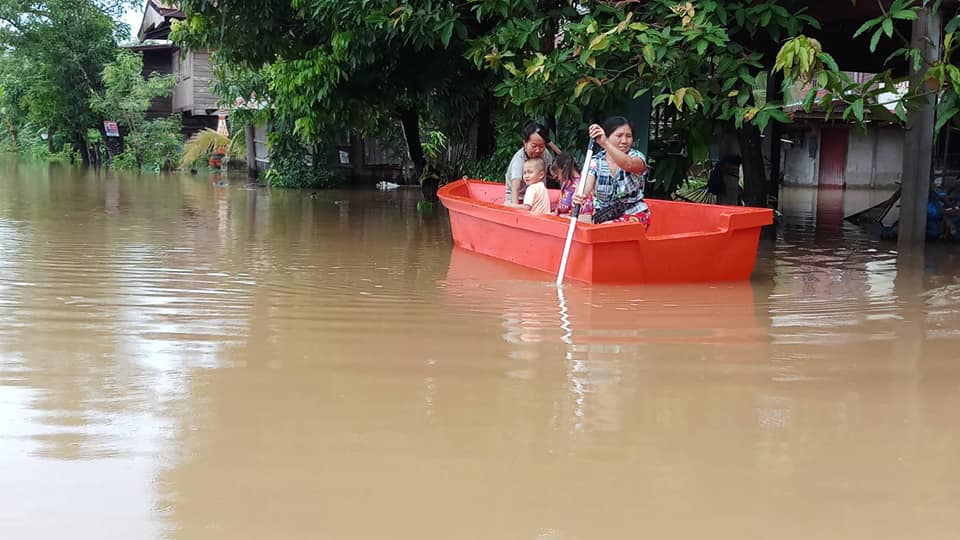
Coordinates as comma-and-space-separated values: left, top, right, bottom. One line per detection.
573, 116, 651, 226
504, 121, 559, 205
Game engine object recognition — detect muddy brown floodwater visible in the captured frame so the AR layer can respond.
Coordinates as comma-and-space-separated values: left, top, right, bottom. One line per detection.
1, 160, 959, 539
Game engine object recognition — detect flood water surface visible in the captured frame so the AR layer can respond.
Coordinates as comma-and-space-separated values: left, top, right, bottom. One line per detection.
2, 162, 960, 539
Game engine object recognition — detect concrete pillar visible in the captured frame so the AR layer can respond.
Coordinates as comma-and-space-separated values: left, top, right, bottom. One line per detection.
899, 7, 941, 247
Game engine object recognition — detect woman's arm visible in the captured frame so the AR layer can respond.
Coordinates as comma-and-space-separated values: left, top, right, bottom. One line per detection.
510, 178, 522, 204
548, 141, 562, 155
572, 172, 597, 206
604, 145, 647, 175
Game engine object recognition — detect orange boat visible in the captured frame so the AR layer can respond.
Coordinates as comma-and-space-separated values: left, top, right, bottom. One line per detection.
437, 179, 774, 284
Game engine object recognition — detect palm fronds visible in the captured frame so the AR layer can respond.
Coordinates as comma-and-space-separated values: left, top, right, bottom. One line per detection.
674, 184, 717, 204
180, 128, 246, 168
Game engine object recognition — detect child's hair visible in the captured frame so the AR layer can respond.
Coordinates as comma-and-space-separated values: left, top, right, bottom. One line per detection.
551, 152, 577, 182
525, 157, 546, 174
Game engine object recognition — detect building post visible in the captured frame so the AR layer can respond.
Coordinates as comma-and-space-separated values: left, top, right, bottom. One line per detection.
244, 123, 257, 179
766, 70, 784, 207
899, 7, 941, 247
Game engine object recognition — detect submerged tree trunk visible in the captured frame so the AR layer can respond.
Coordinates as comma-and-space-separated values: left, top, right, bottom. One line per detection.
75, 132, 91, 166
476, 93, 495, 161
6, 121, 18, 151
738, 123, 766, 207
398, 106, 425, 178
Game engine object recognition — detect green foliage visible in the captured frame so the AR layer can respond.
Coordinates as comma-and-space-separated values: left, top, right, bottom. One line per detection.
129, 115, 183, 171
775, 2, 960, 133
110, 148, 140, 170
0, 0, 119, 157
263, 124, 341, 189
90, 49, 180, 170
0, 122, 70, 160
264, 153, 341, 189
181, 128, 246, 169
422, 130, 448, 160
468, 0, 813, 193
91, 49, 175, 131
470, 1, 806, 124
208, 59, 271, 127
175, 0, 958, 198
177, 0, 494, 185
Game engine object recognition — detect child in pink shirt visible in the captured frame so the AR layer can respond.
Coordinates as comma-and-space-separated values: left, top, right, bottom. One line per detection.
552, 151, 593, 216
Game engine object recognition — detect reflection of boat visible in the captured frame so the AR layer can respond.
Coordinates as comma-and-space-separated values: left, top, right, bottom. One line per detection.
438, 179, 773, 284
443, 247, 766, 346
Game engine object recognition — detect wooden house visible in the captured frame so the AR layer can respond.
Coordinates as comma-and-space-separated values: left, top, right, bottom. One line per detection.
125, 1, 218, 136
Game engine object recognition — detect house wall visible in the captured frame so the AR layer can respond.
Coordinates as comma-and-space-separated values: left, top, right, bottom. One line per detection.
845, 127, 903, 188
172, 48, 192, 112
783, 126, 820, 186
783, 124, 903, 188
141, 48, 174, 119
190, 50, 217, 115
253, 123, 270, 170
874, 128, 905, 187
844, 128, 874, 187
171, 49, 217, 115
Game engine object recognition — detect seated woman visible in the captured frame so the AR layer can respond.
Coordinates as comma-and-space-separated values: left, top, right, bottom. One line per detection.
504, 121, 559, 205
573, 116, 651, 227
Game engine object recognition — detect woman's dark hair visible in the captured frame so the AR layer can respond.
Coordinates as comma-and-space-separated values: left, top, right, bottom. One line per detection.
551, 152, 577, 182
522, 121, 550, 143
602, 116, 633, 137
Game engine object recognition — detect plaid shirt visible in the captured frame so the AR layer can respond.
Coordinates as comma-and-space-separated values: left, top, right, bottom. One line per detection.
589, 149, 649, 215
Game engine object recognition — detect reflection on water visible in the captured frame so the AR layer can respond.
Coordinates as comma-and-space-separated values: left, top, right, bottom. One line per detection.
2, 162, 960, 539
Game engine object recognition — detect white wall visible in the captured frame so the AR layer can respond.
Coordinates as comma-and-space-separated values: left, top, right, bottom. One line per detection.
845, 127, 903, 188
844, 128, 875, 187
783, 124, 903, 188
783, 126, 820, 186
874, 128, 904, 187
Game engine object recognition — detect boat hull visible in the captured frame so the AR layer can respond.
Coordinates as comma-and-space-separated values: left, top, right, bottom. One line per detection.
437, 179, 773, 284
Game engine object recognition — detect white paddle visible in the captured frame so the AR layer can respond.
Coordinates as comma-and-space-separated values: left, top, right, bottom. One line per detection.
555, 139, 597, 286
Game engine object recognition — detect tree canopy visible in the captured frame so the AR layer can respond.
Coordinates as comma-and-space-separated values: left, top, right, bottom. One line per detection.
0, 0, 122, 160
0, 0, 956, 200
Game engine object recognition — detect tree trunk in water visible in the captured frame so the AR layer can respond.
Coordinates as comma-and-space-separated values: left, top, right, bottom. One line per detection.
75, 133, 91, 166
7, 121, 18, 151
738, 124, 766, 207
47, 128, 55, 153
476, 93, 495, 161
349, 132, 366, 183
399, 107, 425, 178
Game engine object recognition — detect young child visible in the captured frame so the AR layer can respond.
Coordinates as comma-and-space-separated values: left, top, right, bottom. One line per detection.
505, 157, 550, 215
552, 151, 593, 216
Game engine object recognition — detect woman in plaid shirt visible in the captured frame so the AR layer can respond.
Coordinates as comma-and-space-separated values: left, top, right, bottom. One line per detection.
573, 116, 651, 226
